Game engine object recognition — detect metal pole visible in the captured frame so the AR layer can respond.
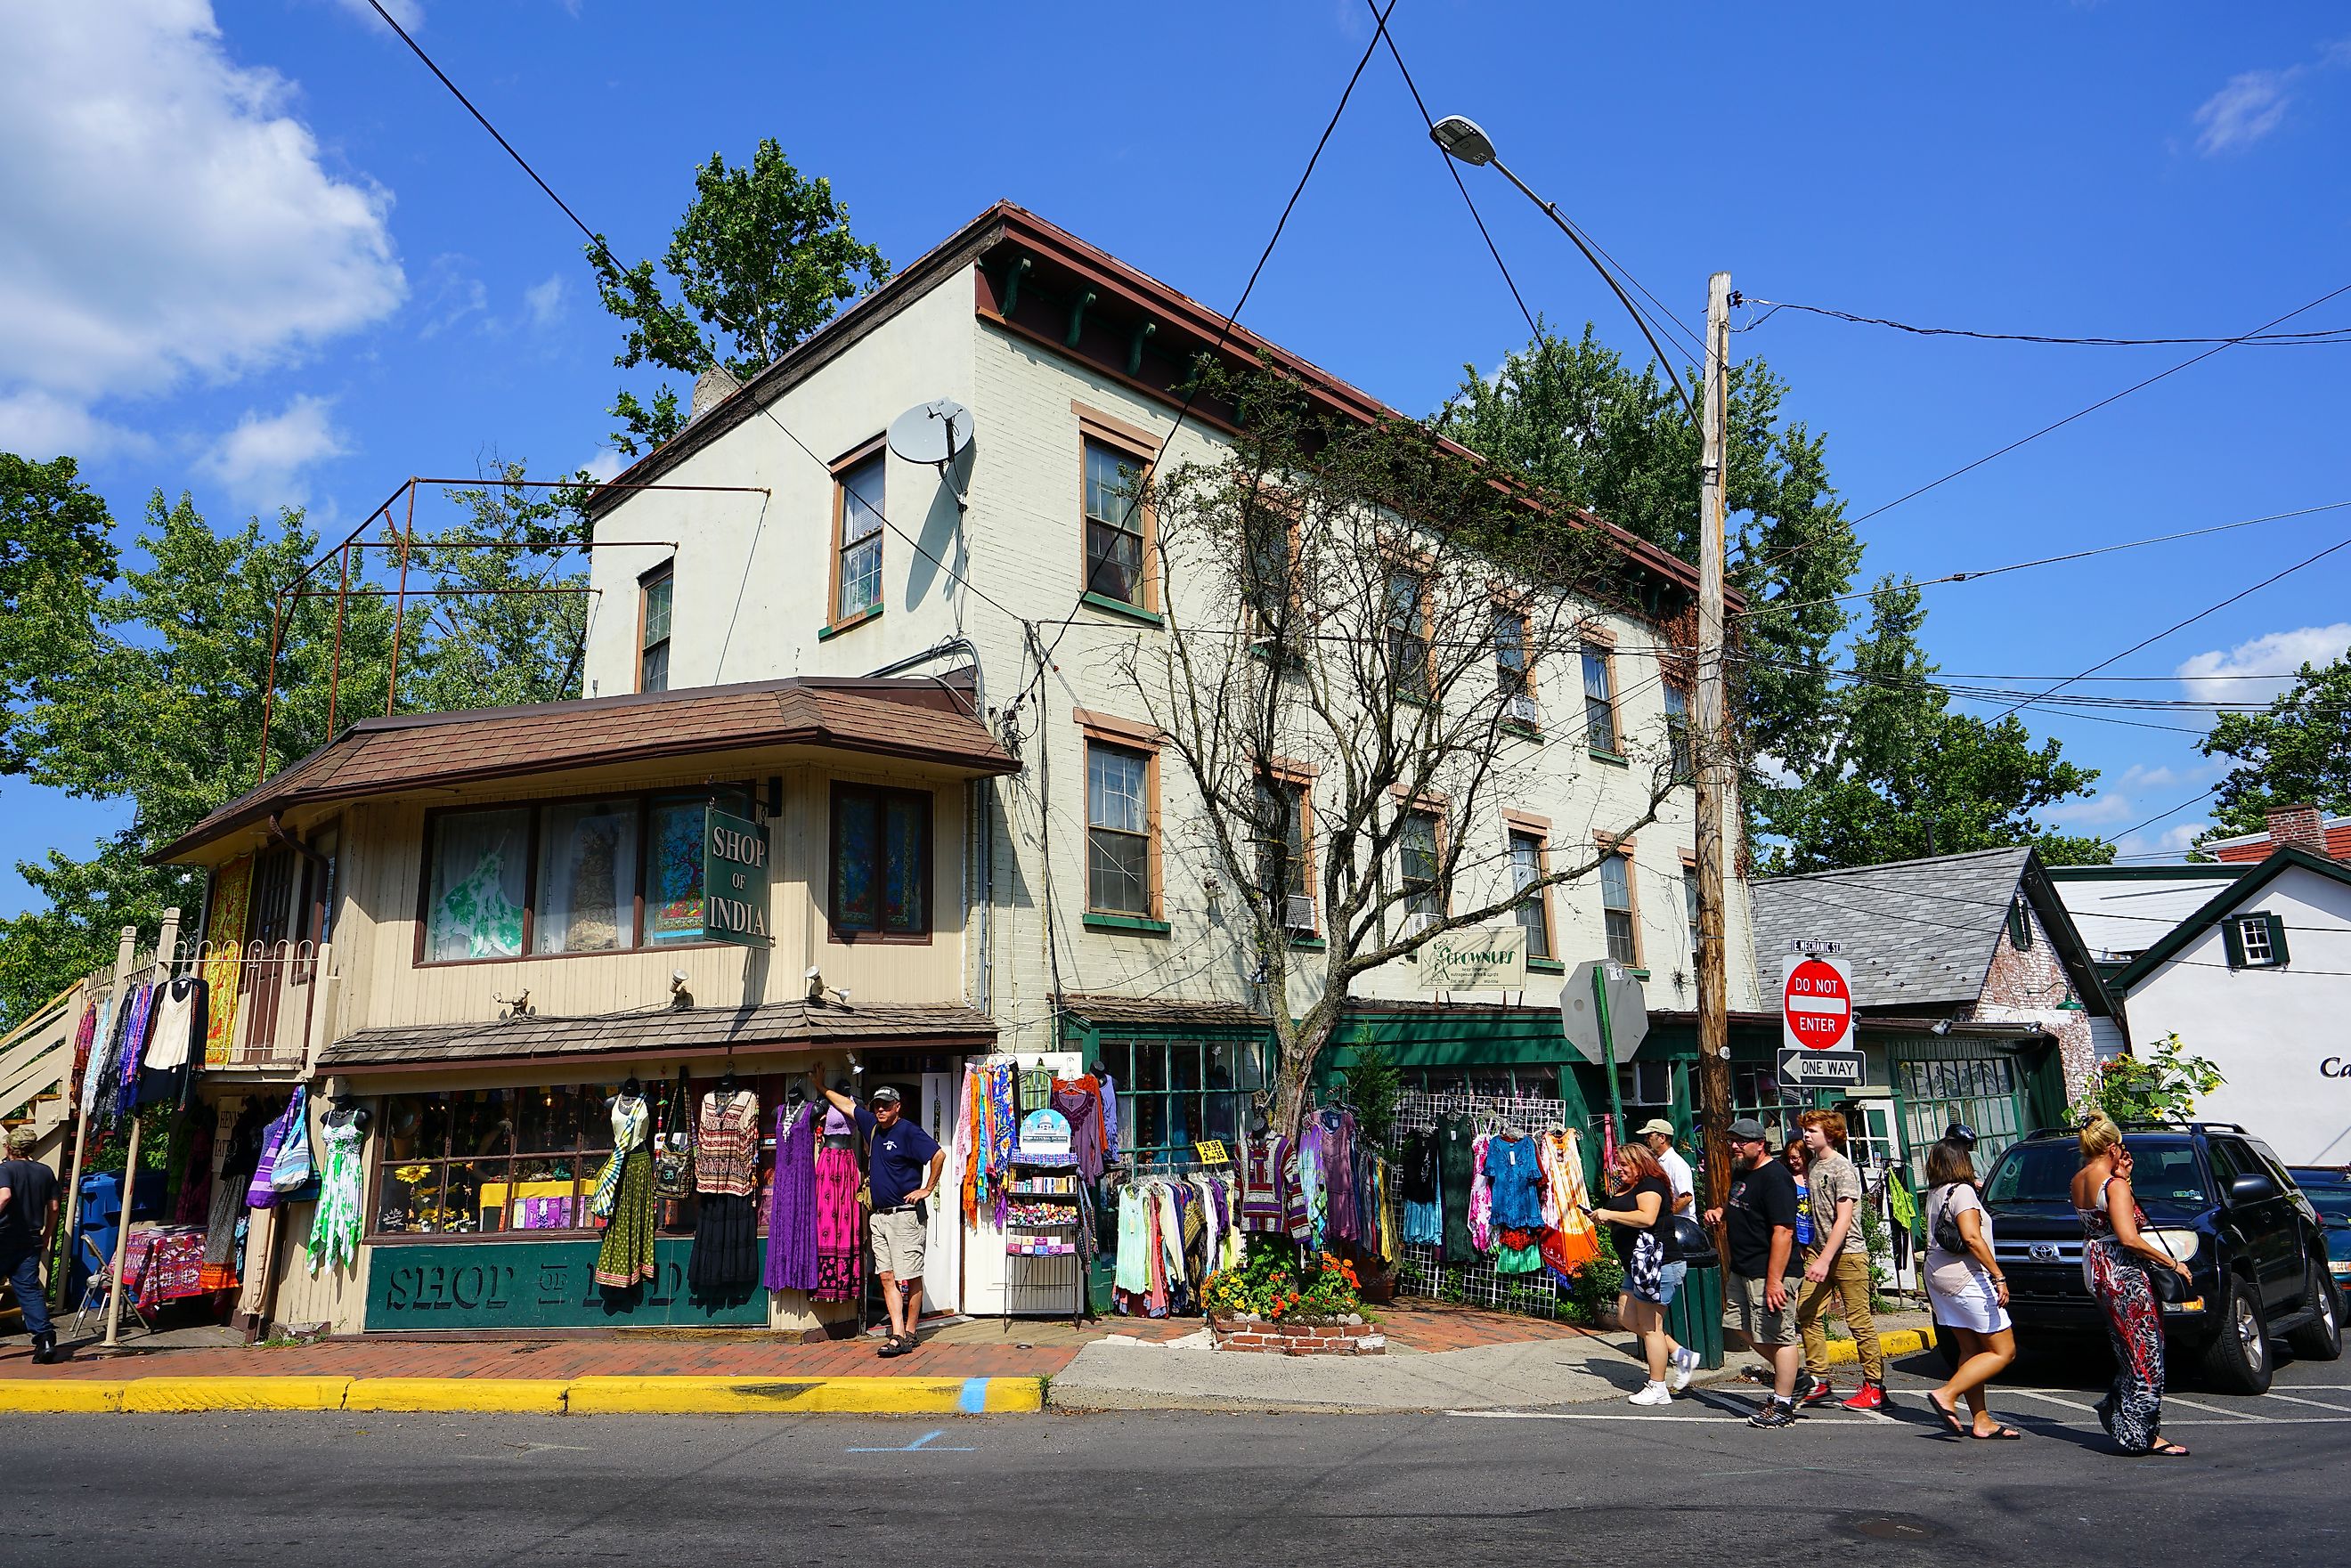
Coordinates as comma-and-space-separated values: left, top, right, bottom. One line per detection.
97, 910, 179, 1353
1594, 963, 1625, 1132
254, 595, 287, 789
385, 480, 416, 716
327, 540, 349, 738
53, 926, 136, 1298
1695, 272, 1736, 1218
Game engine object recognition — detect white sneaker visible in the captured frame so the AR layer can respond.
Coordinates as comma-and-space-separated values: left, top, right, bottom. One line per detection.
1668, 1347, 1698, 1393
1628, 1380, 1673, 1407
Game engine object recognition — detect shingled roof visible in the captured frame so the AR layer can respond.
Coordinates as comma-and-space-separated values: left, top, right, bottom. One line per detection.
319, 999, 997, 1073
155, 675, 1016, 863
1750, 847, 2112, 1015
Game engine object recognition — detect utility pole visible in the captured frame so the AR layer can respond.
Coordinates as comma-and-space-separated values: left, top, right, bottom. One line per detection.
1694, 272, 1735, 1215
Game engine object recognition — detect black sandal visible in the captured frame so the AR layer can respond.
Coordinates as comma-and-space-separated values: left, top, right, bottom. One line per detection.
1968, 1425, 2022, 1441
2145, 1438, 2191, 1458
1927, 1392, 1965, 1435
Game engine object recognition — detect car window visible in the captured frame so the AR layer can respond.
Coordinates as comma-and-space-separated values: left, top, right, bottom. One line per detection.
1982, 1135, 2209, 1214
2249, 1140, 2298, 1193
2305, 1189, 2351, 1226
2208, 1138, 2277, 1200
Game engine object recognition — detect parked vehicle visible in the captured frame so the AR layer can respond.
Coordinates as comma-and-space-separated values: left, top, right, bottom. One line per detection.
2287, 1166, 2351, 1306
1958, 1123, 2340, 1395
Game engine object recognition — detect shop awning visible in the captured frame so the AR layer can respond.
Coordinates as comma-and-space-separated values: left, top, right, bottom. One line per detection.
317, 999, 997, 1075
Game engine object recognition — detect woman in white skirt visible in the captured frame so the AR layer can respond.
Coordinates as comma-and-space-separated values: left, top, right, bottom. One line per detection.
1923, 1132, 2021, 1440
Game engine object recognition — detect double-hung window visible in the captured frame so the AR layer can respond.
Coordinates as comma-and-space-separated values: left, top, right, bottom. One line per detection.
1664, 682, 1691, 778
1496, 607, 1535, 725
1683, 865, 1702, 964
639, 564, 672, 694
2225, 912, 2288, 969
1086, 741, 1153, 917
1083, 438, 1151, 608
1508, 828, 1552, 959
830, 784, 931, 938
1599, 848, 1639, 965
1386, 566, 1432, 701
1399, 808, 1444, 926
833, 448, 886, 626
1582, 642, 1619, 753
1255, 775, 1314, 933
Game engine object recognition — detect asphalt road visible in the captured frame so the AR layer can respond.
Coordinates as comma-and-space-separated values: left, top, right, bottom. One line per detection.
4, 1347, 2346, 1565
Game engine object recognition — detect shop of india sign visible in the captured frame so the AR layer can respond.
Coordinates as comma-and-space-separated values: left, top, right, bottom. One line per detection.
1415, 925, 1527, 990
703, 808, 770, 946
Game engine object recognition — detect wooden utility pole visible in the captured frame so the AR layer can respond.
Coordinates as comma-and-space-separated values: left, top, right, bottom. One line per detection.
1694, 272, 1736, 1214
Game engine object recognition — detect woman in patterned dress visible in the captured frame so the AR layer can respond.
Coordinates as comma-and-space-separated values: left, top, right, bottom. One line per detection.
2072, 1114, 2193, 1457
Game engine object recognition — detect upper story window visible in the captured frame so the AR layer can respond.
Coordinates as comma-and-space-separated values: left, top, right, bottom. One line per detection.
2226, 911, 2287, 969
1399, 808, 1444, 925
1254, 774, 1314, 935
1508, 828, 1552, 960
1495, 607, 1536, 725
1664, 682, 1691, 778
1599, 847, 1639, 965
1683, 864, 1702, 963
2008, 896, 2034, 949
830, 783, 931, 939
420, 788, 751, 965
1582, 642, 1619, 754
1386, 566, 1432, 701
1243, 499, 1298, 649
1083, 438, 1151, 608
832, 447, 886, 627
1086, 739, 1154, 917
639, 563, 673, 694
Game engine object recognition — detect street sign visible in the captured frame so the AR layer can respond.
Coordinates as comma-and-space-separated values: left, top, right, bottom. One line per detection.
1777, 1048, 1865, 1089
1782, 954, 1852, 1053
1561, 959, 1649, 1065
1786, 938, 1845, 955
1416, 925, 1527, 990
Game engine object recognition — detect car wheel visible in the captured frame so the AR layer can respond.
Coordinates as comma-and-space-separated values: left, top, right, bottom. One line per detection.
2200, 1277, 2272, 1395
2288, 1263, 2345, 1361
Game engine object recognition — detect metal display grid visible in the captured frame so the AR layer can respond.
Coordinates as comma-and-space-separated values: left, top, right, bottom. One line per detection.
1385, 1088, 1583, 1320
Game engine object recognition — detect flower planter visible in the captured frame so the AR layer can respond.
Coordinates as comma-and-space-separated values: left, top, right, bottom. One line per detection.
1208, 1313, 1387, 1355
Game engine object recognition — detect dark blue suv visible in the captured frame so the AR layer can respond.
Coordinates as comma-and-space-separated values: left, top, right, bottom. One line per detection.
1974, 1123, 2342, 1395
2287, 1166, 2351, 1304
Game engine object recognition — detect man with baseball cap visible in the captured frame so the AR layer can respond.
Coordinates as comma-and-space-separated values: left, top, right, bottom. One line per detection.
1705, 1117, 1803, 1427
0, 1125, 60, 1364
809, 1077, 944, 1357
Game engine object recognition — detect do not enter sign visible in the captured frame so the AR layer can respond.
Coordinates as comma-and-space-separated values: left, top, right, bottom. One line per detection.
1782, 955, 1853, 1052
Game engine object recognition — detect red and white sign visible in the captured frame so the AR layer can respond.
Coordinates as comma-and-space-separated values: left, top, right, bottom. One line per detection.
1782, 955, 1853, 1052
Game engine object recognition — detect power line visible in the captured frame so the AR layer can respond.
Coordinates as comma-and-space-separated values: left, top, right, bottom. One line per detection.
2100, 785, 2221, 850
1735, 296, 2351, 347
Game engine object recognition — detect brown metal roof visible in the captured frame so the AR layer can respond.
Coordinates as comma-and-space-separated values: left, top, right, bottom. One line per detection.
319, 999, 997, 1073
156, 674, 1015, 863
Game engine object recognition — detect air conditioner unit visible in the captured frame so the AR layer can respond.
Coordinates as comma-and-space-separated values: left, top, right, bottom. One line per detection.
1507, 695, 1541, 727
1283, 894, 1317, 932
1399, 912, 1434, 941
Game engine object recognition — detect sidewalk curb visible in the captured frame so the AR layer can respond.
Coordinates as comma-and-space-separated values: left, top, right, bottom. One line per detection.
0, 1375, 1045, 1417
1721, 1326, 1937, 1365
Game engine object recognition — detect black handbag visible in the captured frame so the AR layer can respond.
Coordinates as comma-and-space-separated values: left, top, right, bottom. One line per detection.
2144, 1253, 2188, 1303
1670, 1214, 1718, 1269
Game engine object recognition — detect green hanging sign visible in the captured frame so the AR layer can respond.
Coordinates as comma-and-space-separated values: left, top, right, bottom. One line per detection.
703, 807, 771, 946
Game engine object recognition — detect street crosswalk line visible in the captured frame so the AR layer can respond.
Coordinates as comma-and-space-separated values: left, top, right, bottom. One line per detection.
2161, 1395, 2273, 1422
2253, 1391, 2351, 1412
2007, 1389, 2102, 1413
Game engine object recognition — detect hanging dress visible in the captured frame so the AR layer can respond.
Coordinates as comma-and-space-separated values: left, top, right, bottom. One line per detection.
764, 1101, 821, 1293
2081, 1175, 2168, 1452
1436, 1113, 1477, 1264
592, 1094, 656, 1289
688, 1088, 761, 1293
305, 1113, 365, 1276
813, 1105, 864, 1302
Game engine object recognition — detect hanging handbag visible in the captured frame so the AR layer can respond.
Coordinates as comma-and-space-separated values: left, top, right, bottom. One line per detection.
267, 1086, 313, 1193
653, 1068, 696, 1200
1930, 1185, 1970, 1255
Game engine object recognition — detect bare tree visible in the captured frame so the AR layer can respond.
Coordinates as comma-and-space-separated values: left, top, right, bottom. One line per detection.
1115, 365, 1702, 1140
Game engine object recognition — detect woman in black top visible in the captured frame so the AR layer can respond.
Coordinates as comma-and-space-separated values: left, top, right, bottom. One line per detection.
1589, 1144, 1681, 1406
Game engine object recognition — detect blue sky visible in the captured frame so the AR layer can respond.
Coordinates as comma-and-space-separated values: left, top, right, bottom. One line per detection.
4, 0, 2349, 914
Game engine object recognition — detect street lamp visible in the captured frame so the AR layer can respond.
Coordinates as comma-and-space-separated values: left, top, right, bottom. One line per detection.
1428, 112, 1696, 418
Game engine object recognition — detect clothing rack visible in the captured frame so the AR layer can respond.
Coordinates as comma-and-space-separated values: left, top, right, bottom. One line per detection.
1386, 1089, 1581, 1321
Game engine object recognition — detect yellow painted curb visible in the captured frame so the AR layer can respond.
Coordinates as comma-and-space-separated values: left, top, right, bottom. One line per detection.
346, 1377, 569, 1414
118, 1377, 354, 1413
1818, 1326, 1937, 1366
981, 1377, 1045, 1414
564, 1375, 1037, 1416
0, 1381, 126, 1413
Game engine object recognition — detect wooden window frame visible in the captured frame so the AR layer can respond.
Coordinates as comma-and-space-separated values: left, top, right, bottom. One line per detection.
826, 780, 936, 945
1381, 550, 1437, 703
1241, 492, 1305, 654
1075, 404, 1161, 617
1493, 598, 1538, 715
1397, 800, 1450, 923
1663, 678, 1692, 778
1581, 632, 1622, 757
1076, 708, 1164, 922
636, 559, 674, 694
826, 436, 888, 636
1595, 832, 1641, 968
413, 786, 752, 969
1257, 756, 1321, 938
1503, 808, 1554, 962
1680, 851, 1701, 967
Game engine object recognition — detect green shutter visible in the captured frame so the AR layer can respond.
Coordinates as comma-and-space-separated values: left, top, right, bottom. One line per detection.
2266, 912, 2290, 966
2222, 917, 2247, 969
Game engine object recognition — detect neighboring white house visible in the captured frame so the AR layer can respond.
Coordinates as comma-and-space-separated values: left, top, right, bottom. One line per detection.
579, 200, 1764, 1108
2066, 848, 2351, 1166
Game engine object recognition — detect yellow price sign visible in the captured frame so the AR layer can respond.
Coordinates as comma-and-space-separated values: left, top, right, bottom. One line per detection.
1193, 1140, 1232, 1166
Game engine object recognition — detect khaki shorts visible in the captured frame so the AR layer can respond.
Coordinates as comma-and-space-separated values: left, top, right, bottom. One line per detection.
1733, 1271, 1802, 1346
871, 1206, 927, 1280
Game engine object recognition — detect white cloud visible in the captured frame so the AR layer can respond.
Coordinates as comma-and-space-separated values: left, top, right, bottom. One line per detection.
0, 390, 153, 461
0, 1, 403, 444
198, 394, 348, 508
333, 0, 422, 28
2113, 822, 2210, 861
2193, 70, 2295, 153
2048, 792, 2138, 829
580, 448, 625, 483
2176, 622, 2351, 703
523, 273, 567, 332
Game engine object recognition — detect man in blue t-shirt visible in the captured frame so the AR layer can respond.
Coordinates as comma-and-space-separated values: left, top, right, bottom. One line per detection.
0, 1126, 61, 1364
810, 1077, 944, 1358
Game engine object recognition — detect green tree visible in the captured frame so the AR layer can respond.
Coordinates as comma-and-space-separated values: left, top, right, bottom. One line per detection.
397, 463, 592, 713
1434, 321, 1863, 789
1753, 577, 2110, 873
591, 139, 890, 454
2198, 648, 2351, 842
0, 454, 118, 775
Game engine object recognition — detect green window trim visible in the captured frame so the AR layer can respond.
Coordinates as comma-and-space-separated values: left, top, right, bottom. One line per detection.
1081, 591, 1163, 627
1588, 749, 1630, 768
1288, 934, 1328, 950
1526, 955, 1566, 974
817, 605, 883, 641
1501, 719, 1542, 741
1083, 912, 1172, 936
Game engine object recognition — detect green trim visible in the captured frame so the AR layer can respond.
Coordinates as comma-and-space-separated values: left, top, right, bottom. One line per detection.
1501, 720, 1542, 742
1080, 591, 1162, 627
1289, 935, 1327, 950
1588, 749, 1629, 768
1628, 967, 1651, 981
1083, 912, 1171, 935
2107, 845, 2351, 991
2046, 863, 2248, 882
1526, 955, 1566, 974
817, 605, 882, 641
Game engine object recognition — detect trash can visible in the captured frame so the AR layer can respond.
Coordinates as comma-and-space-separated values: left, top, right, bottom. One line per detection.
1669, 1259, 1727, 1370
70, 1170, 167, 1302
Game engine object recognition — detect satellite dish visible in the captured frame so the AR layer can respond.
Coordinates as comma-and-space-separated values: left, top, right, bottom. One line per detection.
886, 397, 975, 465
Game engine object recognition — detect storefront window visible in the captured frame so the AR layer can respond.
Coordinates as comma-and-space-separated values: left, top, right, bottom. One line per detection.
1096, 1036, 1265, 1158
424, 808, 530, 962
533, 799, 641, 955
831, 784, 931, 937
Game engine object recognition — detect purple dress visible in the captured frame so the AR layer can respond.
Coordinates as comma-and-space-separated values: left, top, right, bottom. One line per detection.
763, 1103, 820, 1292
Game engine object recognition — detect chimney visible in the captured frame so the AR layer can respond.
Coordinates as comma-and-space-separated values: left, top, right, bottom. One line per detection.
2266, 802, 2326, 856
688, 364, 741, 424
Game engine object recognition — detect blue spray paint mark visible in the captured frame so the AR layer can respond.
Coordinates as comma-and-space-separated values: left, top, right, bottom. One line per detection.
958, 1377, 989, 1414
847, 1428, 975, 1454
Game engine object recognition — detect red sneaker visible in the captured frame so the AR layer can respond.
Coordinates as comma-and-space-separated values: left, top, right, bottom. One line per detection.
1841, 1381, 1886, 1411
1798, 1377, 1837, 1407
